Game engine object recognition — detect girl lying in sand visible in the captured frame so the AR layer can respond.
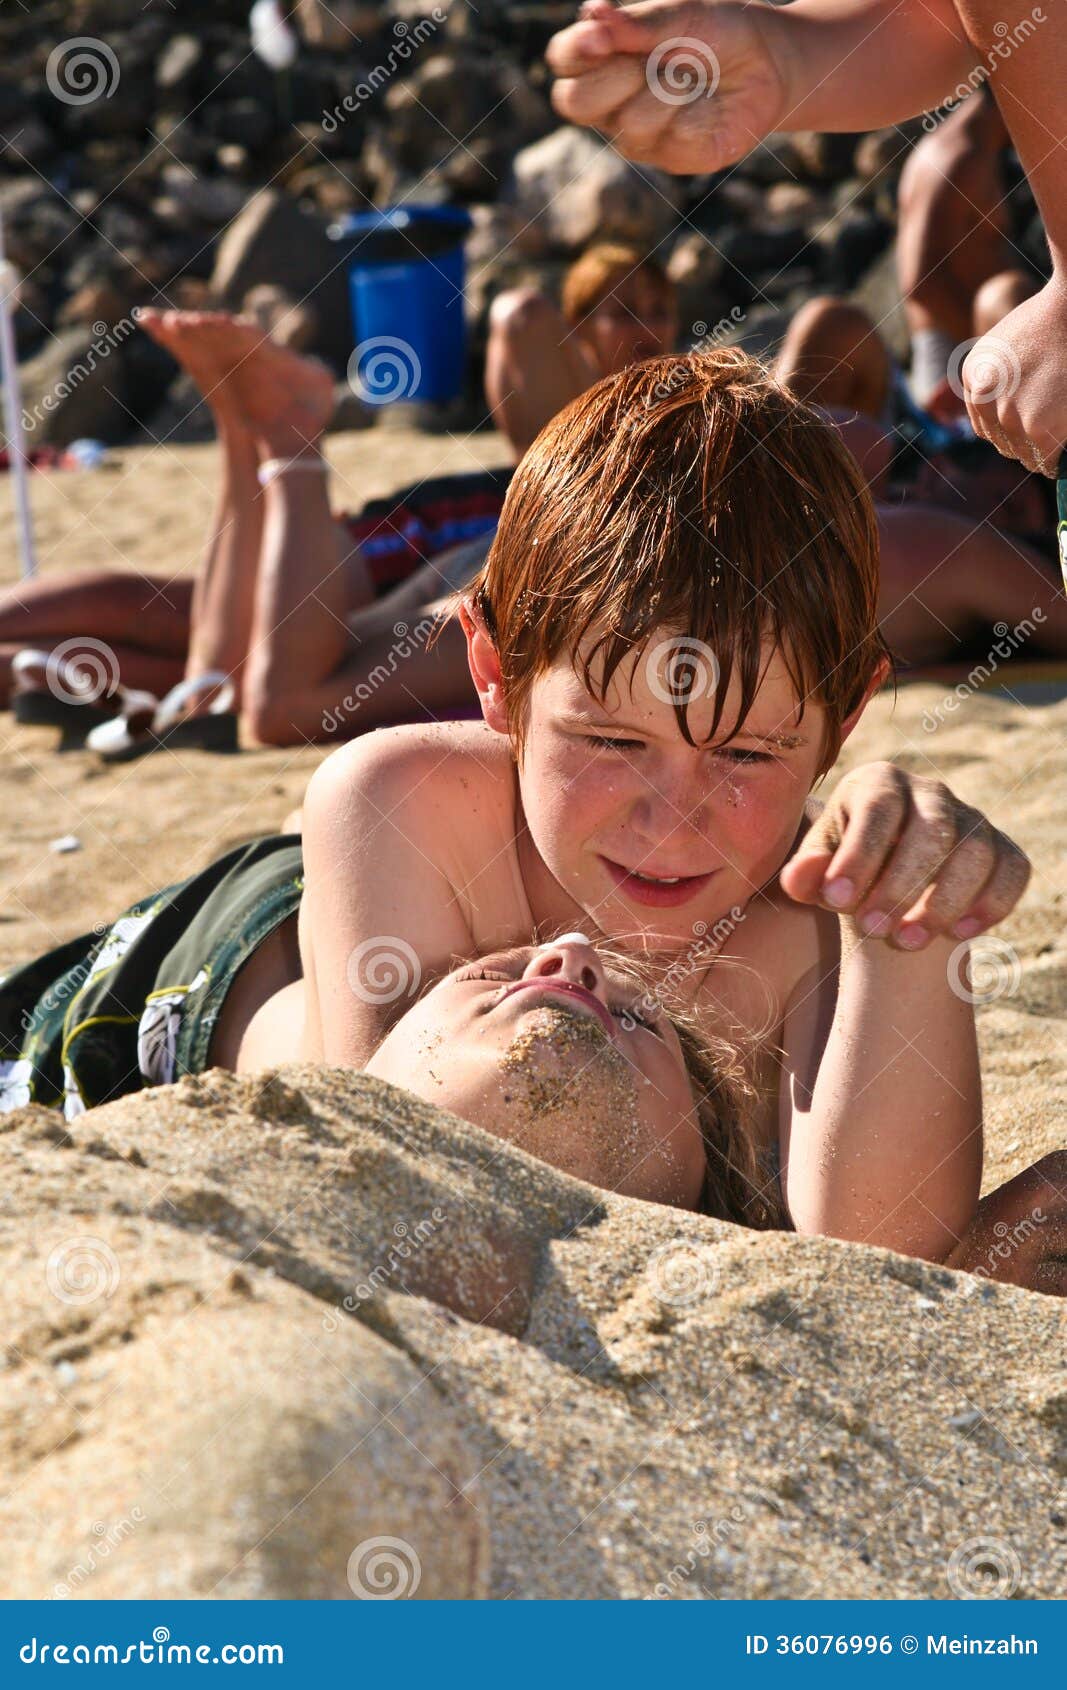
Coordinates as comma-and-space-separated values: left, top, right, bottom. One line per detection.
0, 845, 1063, 1293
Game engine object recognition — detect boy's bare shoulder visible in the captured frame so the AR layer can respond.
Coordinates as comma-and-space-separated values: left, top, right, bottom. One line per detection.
306, 720, 511, 817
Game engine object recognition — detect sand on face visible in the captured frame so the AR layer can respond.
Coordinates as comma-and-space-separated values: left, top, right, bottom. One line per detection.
1, 428, 1065, 1198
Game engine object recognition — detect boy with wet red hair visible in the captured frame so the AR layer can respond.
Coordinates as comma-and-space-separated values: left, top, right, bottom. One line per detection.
279, 348, 1038, 1266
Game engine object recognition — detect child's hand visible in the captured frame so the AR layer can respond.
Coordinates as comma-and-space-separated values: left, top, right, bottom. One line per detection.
546, 0, 788, 176
779, 762, 1030, 948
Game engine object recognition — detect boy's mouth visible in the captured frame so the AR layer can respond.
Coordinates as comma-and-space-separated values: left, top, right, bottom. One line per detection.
597, 855, 716, 908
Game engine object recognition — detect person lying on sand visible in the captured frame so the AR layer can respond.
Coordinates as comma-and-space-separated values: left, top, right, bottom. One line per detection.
3, 309, 506, 755
485, 241, 679, 461
2, 880, 1062, 1294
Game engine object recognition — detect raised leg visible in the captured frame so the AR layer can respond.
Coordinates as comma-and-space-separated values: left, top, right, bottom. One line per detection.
139, 310, 266, 692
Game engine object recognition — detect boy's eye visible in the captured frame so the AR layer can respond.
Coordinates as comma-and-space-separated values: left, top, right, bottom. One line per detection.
584, 734, 645, 752
715, 747, 771, 766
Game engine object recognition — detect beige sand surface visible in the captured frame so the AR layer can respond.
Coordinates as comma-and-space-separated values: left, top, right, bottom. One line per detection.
1, 428, 1065, 1205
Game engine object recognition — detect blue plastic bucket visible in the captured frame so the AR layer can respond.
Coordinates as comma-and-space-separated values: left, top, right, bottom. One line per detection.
330, 205, 472, 405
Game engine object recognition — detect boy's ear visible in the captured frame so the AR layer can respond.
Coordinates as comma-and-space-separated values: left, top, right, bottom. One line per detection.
459, 598, 509, 736
837, 655, 892, 747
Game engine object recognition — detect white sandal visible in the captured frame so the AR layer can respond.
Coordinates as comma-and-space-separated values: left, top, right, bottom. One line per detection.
86, 673, 238, 762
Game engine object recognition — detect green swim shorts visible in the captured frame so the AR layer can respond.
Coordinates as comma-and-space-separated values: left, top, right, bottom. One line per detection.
0, 833, 304, 1120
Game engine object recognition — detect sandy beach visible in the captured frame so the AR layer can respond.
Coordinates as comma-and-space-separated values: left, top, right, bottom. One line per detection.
2, 426, 1064, 1203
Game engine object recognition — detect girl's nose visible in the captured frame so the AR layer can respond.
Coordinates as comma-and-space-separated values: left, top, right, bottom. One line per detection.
523, 934, 607, 1000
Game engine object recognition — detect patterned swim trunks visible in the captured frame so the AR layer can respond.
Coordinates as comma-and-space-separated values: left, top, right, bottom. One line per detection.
0, 834, 304, 1119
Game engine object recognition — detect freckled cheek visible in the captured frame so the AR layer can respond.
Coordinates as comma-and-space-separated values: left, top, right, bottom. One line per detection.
532, 748, 635, 839
705, 779, 804, 871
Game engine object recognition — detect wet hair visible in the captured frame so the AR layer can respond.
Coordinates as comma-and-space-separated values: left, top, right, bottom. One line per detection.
468, 345, 888, 773
560, 241, 675, 327
671, 1017, 787, 1231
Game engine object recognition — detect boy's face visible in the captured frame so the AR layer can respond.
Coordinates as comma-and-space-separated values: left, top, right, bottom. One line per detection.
515, 631, 828, 951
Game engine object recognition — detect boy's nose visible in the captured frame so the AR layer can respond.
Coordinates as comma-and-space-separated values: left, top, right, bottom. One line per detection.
523, 934, 607, 1000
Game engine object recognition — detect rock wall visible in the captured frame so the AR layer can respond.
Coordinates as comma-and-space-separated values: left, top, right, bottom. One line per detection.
4, 0, 1047, 443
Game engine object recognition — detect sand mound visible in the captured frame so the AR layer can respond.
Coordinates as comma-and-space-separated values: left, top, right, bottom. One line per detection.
2, 431, 1066, 1597
2, 1066, 1064, 1599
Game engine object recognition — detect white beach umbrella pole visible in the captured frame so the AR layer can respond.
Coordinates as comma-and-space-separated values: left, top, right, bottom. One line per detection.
0, 207, 37, 580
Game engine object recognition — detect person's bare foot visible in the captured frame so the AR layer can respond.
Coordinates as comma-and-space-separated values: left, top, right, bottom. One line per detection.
139, 308, 245, 422
192, 314, 337, 455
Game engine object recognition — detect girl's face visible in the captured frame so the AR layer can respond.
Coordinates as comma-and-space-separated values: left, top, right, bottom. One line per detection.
513, 633, 827, 953
576, 272, 678, 377
363, 938, 708, 1208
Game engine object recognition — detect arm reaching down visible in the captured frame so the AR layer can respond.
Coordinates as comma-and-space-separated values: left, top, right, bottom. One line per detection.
779, 917, 983, 1261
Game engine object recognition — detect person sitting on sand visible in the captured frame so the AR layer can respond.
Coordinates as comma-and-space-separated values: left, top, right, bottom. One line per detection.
4, 309, 508, 756
485, 241, 679, 461
773, 91, 1067, 669
779, 91, 1039, 428
1, 867, 1062, 1293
